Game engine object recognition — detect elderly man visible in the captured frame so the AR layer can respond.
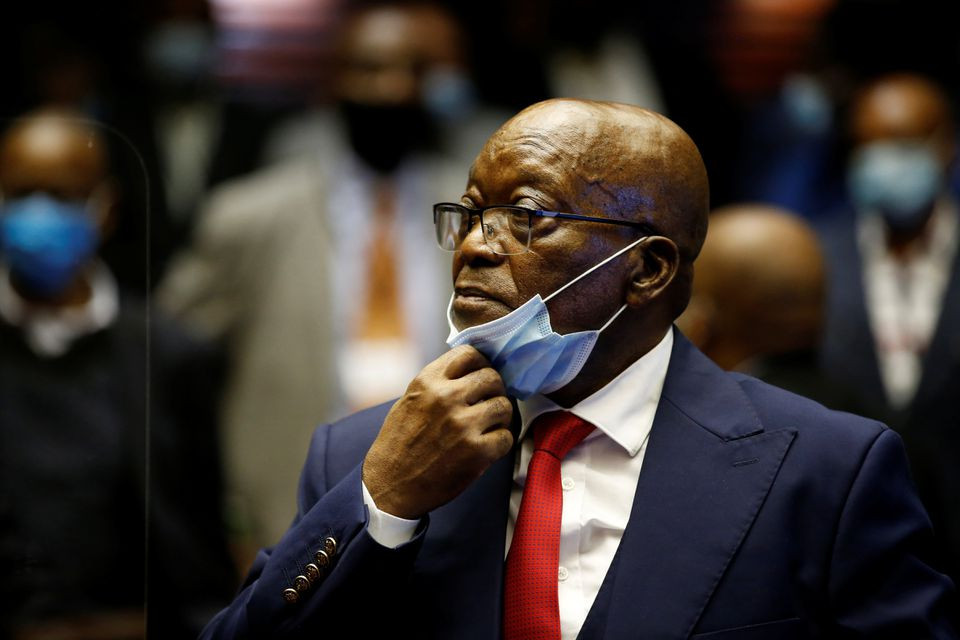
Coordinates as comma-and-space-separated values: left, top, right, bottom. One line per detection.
202, 99, 957, 638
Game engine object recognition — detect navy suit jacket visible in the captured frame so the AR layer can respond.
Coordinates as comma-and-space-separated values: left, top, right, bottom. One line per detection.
819, 212, 960, 581
201, 331, 958, 638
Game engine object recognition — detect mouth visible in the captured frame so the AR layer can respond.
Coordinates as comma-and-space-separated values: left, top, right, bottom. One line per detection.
455, 286, 498, 301
452, 285, 513, 325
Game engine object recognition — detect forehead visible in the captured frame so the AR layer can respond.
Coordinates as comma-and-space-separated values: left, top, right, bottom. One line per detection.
466, 115, 655, 218
0, 121, 106, 198
852, 82, 949, 142
341, 7, 458, 66
467, 133, 569, 201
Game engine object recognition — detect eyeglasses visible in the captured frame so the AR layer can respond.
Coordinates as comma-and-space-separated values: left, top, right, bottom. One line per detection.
433, 202, 656, 255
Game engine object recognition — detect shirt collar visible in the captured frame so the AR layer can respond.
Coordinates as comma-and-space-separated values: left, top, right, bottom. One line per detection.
0, 261, 119, 358
517, 328, 674, 457
857, 196, 959, 262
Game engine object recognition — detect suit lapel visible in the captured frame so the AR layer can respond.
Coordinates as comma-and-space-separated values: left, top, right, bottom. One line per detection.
914, 250, 960, 410
822, 217, 888, 406
588, 333, 796, 639
408, 419, 518, 639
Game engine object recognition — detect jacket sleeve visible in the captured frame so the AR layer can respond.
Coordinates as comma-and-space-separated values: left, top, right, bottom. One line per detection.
828, 427, 959, 636
198, 425, 428, 638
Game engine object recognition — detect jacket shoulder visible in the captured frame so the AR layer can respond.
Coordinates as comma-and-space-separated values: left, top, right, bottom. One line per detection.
303, 401, 394, 492
730, 371, 887, 448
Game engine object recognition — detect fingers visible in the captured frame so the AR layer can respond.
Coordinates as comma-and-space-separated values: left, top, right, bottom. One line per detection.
441, 345, 492, 379
458, 366, 507, 405
475, 425, 515, 461
462, 395, 513, 434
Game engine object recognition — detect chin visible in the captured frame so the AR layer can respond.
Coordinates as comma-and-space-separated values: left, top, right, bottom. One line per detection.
451, 298, 511, 330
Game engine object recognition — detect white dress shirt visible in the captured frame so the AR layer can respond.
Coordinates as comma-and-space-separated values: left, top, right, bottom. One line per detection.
858, 198, 958, 407
363, 328, 674, 640
328, 154, 450, 413
0, 262, 118, 358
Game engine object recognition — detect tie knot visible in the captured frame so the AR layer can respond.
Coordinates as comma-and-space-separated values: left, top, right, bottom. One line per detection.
531, 411, 595, 459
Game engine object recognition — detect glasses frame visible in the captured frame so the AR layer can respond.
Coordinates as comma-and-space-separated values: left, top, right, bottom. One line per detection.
433, 202, 657, 255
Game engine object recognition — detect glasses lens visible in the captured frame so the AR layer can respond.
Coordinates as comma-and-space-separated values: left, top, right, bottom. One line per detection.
435, 204, 468, 251
483, 207, 530, 255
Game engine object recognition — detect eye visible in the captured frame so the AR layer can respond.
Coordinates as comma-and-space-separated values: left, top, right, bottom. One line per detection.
508, 210, 530, 232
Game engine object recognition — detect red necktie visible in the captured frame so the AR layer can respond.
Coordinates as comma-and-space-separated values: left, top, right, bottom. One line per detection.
503, 411, 595, 640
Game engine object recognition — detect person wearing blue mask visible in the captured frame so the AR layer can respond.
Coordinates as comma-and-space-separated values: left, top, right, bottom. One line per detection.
201, 98, 957, 639
820, 73, 960, 586
0, 109, 236, 638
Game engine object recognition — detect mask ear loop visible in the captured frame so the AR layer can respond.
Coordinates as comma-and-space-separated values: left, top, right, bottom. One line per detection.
542, 235, 649, 304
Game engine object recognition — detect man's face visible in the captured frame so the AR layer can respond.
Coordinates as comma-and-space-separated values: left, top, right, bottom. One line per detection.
450, 120, 637, 335
335, 6, 463, 108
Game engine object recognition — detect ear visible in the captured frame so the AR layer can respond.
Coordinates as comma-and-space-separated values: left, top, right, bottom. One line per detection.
625, 236, 680, 307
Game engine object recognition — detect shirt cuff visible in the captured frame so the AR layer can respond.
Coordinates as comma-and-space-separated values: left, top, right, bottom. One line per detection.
361, 480, 421, 548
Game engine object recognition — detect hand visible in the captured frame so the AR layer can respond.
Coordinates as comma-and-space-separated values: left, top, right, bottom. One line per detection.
362, 345, 514, 519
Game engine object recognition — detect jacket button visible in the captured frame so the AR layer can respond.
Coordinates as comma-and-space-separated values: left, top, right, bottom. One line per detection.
294, 575, 311, 592
314, 549, 330, 568
305, 563, 322, 582
323, 536, 338, 556
282, 588, 300, 604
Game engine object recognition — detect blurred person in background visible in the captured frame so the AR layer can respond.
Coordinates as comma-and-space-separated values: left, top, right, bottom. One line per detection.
6, 4, 177, 291
0, 109, 234, 638
261, 0, 506, 171
678, 203, 861, 412
708, 0, 845, 220
819, 73, 960, 581
157, 0, 468, 560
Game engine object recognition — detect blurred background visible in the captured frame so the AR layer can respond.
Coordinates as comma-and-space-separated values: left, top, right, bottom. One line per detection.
3, 0, 960, 636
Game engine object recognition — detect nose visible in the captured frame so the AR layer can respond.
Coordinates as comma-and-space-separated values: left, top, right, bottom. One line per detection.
457, 216, 502, 265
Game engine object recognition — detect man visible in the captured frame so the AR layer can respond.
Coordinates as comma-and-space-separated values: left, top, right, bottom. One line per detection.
157, 2, 471, 552
202, 99, 957, 638
819, 73, 960, 582
678, 204, 861, 412
0, 110, 234, 637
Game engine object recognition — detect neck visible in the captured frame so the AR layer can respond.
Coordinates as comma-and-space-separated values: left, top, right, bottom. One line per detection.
546, 320, 671, 407
11, 270, 93, 309
886, 206, 935, 259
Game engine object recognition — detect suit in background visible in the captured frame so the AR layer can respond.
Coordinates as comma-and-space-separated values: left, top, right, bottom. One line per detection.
819, 74, 960, 581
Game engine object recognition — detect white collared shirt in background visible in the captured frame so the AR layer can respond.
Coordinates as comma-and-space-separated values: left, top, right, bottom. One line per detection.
858, 198, 958, 408
328, 154, 450, 413
0, 262, 119, 358
363, 328, 674, 640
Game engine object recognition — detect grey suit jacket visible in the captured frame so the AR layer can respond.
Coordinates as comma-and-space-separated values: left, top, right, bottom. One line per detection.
158, 136, 465, 545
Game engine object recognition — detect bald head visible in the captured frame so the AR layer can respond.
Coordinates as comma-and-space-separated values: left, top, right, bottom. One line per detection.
850, 74, 955, 164
480, 99, 710, 263
0, 108, 109, 201
679, 204, 825, 370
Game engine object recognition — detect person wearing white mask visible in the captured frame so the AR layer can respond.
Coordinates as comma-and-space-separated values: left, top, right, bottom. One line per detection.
820, 72, 960, 585
201, 98, 957, 639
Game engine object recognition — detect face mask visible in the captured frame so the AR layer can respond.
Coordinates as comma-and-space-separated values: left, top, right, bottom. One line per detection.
339, 101, 437, 174
0, 193, 98, 297
422, 68, 477, 124
446, 235, 648, 399
848, 140, 943, 231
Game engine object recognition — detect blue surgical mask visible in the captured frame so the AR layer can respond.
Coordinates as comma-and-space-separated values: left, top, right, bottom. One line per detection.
446, 235, 648, 399
0, 193, 98, 297
848, 140, 943, 231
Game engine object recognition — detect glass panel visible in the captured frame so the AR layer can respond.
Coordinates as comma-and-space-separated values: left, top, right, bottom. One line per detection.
0, 112, 233, 639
